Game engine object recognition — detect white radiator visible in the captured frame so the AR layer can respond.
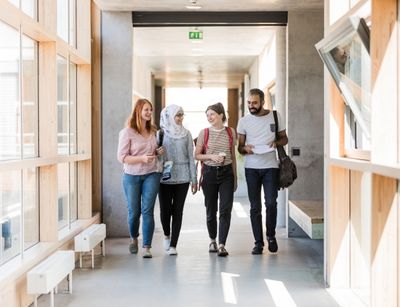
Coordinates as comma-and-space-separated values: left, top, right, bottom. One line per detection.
74, 223, 106, 268
27, 250, 74, 307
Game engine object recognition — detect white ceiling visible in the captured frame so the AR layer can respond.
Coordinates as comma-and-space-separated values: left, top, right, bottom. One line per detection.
134, 26, 276, 87
95, 0, 324, 88
94, 0, 323, 12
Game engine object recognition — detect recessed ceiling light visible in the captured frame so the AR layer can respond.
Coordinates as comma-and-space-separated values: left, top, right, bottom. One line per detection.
186, 0, 202, 9
186, 4, 202, 9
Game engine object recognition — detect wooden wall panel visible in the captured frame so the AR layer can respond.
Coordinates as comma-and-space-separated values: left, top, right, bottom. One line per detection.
329, 80, 345, 157
78, 160, 92, 218
350, 171, 370, 300
39, 165, 57, 241
371, 175, 397, 307
227, 88, 239, 129
91, 1, 102, 212
327, 165, 350, 287
371, 0, 398, 164
77, 0, 91, 61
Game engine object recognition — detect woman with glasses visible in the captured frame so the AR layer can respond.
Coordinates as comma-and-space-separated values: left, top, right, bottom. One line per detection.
158, 104, 198, 255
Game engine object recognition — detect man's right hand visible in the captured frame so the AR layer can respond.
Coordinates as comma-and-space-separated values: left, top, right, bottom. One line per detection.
242, 144, 254, 154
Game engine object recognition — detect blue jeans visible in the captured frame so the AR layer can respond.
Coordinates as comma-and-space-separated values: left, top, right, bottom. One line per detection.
245, 168, 279, 246
122, 172, 161, 247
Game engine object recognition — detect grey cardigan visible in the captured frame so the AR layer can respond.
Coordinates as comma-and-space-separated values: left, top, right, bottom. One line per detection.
160, 132, 197, 185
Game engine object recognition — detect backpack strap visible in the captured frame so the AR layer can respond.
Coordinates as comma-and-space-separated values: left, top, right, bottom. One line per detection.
225, 127, 233, 149
203, 128, 209, 153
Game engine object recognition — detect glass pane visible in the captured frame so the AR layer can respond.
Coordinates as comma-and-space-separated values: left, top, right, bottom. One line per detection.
21, 0, 37, 20
0, 170, 21, 264
57, 163, 69, 229
22, 35, 38, 158
57, 0, 69, 42
69, 162, 77, 222
57, 55, 68, 155
8, 0, 19, 8
23, 168, 38, 250
0, 22, 21, 161
69, 0, 77, 47
69, 62, 77, 154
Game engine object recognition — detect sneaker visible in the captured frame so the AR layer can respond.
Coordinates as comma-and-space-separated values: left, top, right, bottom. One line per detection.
217, 246, 229, 257
267, 237, 278, 253
209, 241, 218, 253
143, 248, 152, 258
251, 245, 263, 255
168, 247, 178, 255
129, 239, 138, 254
163, 237, 171, 251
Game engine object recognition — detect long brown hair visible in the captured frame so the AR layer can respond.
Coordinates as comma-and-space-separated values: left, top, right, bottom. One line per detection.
126, 99, 156, 134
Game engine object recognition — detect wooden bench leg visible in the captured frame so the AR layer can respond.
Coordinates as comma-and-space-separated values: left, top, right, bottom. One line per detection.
102, 239, 106, 256
91, 249, 94, 269
34, 295, 38, 307
79, 252, 82, 268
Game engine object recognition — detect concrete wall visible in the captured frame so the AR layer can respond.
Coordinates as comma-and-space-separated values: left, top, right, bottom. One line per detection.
102, 12, 133, 237
287, 10, 324, 236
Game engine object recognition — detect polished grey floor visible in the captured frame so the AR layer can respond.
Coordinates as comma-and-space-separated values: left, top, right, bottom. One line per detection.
36, 193, 343, 307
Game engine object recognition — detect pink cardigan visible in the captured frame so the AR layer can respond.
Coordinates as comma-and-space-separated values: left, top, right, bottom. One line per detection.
117, 127, 158, 175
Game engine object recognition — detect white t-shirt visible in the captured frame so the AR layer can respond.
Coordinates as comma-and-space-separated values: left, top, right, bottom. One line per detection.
237, 111, 286, 169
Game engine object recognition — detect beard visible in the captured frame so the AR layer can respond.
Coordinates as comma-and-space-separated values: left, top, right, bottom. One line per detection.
249, 105, 262, 114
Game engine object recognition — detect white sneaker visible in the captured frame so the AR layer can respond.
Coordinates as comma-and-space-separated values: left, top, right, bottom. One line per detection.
168, 247, 177, 255
163, 238, 170, 251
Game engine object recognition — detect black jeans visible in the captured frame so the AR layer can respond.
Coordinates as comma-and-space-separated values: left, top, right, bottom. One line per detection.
202, 164, 234, 245
245, 168, 279, 247
159, 183, 190, 248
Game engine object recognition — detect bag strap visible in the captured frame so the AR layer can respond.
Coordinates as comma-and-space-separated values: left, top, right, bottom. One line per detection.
272, 110, 287, 160
272, 111, 279, 142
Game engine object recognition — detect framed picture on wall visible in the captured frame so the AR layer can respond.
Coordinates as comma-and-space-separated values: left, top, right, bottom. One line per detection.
315, 16, 371, 153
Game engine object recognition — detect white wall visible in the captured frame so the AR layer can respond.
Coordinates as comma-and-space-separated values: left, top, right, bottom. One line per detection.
132, 55, 153, 101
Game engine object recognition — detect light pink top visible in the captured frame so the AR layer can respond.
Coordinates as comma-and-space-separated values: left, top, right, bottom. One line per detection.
117, 127, 158, 175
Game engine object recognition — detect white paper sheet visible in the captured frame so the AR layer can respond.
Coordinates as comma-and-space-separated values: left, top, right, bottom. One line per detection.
252, 145, 275, 154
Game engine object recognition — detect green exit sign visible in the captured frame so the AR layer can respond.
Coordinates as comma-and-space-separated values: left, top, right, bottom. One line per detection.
189, 31, 203, 40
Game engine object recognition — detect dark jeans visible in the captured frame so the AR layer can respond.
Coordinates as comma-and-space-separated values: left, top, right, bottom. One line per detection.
245, 168, 279, 247
158, 183, 190, 248
202, 164, 234, 245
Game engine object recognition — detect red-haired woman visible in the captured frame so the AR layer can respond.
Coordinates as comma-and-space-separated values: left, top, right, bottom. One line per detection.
117, 99, 164, 258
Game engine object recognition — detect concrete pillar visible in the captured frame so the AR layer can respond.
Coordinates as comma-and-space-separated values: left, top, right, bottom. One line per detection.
287, 10, 324, 236
102, 12, 133, 237
275, 27, 287, 228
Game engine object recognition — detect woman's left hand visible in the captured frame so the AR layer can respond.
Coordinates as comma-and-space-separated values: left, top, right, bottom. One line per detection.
156, 146, 165, 156
191, 184, 198, 195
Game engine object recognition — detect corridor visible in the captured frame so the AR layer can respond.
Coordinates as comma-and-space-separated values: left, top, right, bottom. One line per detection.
38, 193, 346, 307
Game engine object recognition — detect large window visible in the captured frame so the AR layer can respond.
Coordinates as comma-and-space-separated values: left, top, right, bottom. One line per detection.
0, 22, 20, 161
8, 0, 37, 20
57, 162, 77, 229
0, 22, 38, 161
57, 56, 78, 155
316, 16, 371, 155
57, 0, 77, 47
57, 55, 68, 155
0, 168, 38, 264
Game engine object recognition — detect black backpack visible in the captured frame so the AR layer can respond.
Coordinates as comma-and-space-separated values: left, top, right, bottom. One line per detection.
273, 111, 297, 189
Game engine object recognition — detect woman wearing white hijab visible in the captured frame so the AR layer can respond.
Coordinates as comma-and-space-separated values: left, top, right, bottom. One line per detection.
158, 104, 197, 255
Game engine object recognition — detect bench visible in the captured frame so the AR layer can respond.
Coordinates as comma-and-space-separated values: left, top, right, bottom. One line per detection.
74, 223, 106, 268
27, 250, 74, 307
289, 200, 324, 239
